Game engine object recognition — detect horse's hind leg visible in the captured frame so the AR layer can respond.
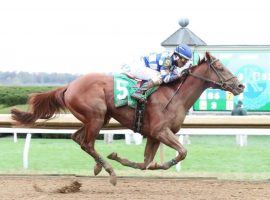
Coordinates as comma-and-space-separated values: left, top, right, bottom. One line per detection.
71, 127, 85, 146
81, 118, 117, 185
66, 92, 116, 185
93, 114, 111, 176
108, 137, 160, 170
71, 125, 109, 176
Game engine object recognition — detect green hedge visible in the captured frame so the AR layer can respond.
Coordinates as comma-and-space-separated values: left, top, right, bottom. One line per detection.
0, 86, 57, 106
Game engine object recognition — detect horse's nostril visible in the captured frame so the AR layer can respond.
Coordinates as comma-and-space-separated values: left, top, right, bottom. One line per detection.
238, 84, 245, 89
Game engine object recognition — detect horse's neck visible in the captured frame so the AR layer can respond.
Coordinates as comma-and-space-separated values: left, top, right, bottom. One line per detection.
182, 77, 206, 109
173, 68, 208, 111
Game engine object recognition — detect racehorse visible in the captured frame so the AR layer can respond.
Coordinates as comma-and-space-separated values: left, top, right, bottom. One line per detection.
11, 52, 244, 185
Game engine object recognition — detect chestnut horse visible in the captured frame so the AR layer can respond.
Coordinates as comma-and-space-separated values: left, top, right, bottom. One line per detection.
11, 52, 244, 185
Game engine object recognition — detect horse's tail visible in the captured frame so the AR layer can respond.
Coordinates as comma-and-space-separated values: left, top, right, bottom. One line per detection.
11, 86, 68, 126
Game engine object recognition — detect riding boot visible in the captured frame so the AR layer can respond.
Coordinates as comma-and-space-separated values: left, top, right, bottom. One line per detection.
132, 80, 155, 102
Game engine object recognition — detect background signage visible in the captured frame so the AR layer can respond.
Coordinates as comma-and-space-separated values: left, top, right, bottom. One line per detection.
193, 50, 270, 112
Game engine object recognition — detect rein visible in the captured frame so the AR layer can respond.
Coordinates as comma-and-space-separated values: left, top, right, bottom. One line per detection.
162, 77, 185, 111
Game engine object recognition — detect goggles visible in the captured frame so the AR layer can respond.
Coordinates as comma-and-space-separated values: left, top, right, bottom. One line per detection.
179, 56, 188, 63
174, 55, 188, 63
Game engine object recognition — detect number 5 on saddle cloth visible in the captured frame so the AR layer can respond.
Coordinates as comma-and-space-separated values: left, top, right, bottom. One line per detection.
114, 73, 158, 132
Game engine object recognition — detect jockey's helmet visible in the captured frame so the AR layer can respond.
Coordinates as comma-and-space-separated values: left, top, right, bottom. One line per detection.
174, 44, 192, 60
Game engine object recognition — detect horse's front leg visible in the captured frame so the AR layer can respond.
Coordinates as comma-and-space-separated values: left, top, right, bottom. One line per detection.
149, 127, 187, 170
107, 137, 160, 170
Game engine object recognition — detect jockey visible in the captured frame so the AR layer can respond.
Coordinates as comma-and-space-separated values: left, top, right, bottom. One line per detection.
122, 44, 193, 102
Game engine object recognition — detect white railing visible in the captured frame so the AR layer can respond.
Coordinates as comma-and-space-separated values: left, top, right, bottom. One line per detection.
0, 128, 142, 169
1, 127, 270, 171
1, 114, 270, 171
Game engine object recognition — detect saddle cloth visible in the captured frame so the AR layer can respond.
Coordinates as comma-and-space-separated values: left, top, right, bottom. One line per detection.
114, 73, 158, 108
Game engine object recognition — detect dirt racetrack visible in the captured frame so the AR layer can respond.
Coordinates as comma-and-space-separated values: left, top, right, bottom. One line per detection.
0, 175, 270, 200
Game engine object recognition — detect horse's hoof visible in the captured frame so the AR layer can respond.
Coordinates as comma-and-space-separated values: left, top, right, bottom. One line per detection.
107, 152, 117, 160
162, 162, 171, 170
94, 163, 102, 176
146, 161, 156, 169
109, 175, 117, 186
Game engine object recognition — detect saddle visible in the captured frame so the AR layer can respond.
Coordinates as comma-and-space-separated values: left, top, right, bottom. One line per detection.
113, 73, 158, 108
113, 73, 158, 133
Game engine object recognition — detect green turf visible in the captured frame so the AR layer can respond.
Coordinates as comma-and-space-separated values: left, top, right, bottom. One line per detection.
0, 136, 270, 179
0, 104, 28, 114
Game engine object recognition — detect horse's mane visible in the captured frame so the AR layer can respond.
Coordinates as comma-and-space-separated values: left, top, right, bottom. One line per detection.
196, 55, 207, 66
186, 55, 208, 74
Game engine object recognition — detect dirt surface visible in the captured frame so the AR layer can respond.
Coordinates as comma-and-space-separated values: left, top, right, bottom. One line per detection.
0, 175, 270, 200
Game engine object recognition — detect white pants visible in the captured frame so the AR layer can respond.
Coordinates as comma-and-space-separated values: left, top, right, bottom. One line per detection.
121, 60, 162, 84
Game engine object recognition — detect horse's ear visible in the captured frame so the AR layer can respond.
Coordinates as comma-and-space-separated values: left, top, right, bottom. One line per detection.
197, 56, 201, 65
205, 51, 211, 61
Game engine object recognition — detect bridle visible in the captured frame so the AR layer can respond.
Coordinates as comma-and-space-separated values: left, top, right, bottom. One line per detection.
163, 57, 236, 111
189, 58, 236, 90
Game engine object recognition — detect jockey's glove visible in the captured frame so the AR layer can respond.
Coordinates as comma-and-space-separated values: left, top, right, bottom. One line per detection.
180, 68, 190, 76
